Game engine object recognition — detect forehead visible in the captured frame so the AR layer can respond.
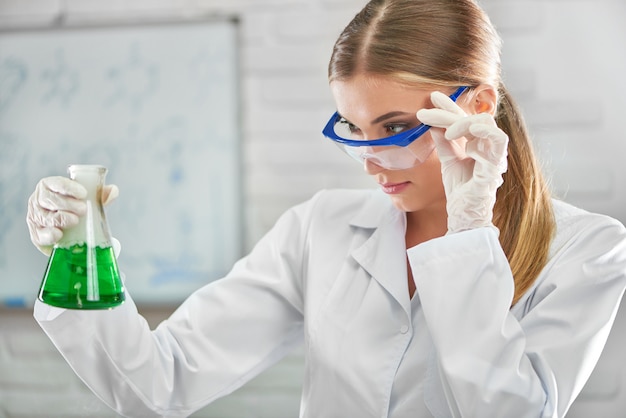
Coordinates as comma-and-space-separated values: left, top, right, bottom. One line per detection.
330, 74, 431, 120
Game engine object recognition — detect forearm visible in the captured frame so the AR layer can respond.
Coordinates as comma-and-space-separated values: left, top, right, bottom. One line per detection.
410, 228, 548, 416
34, 295, 183, 417
34, 269, 304, 417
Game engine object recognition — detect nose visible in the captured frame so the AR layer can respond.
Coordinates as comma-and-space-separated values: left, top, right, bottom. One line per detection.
363, 157, 385, 174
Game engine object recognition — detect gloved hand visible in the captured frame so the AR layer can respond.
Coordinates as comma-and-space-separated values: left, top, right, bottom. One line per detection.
27, 176, 119, 255
417, 91, 508, 234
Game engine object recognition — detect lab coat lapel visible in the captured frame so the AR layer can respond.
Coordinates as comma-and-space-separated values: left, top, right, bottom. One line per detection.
350, 192, 411, 315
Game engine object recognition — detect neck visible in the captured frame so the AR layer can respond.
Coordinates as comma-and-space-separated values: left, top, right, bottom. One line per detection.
405, 207, 448, 248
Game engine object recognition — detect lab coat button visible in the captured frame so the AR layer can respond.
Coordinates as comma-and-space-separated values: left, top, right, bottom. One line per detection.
400, 324, 409, 334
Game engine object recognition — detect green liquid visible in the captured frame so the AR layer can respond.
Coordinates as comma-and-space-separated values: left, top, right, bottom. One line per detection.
39, 244, 125, 309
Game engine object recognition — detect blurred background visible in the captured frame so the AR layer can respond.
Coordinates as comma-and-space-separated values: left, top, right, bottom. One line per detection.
0, 0, 625, 416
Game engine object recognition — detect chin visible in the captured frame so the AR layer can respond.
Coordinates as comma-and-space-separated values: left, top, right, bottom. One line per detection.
389, 193, 446, 215
389, 196, 420, 213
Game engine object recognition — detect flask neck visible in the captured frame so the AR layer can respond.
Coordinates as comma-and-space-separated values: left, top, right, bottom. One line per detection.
68, 165, 107, 198
58, 165, 112, 248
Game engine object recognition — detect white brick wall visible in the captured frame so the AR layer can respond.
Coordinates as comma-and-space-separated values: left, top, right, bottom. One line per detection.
1, 0, 625, 417
485, 0, 626, 223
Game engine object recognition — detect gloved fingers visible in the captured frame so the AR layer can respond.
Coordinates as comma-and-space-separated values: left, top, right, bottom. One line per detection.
36, 176, 87, 213
441, 113, 507, 172
27, 176, 86, 253
465, 136, 508, 187
102, 184, 119, 206
443, 113, 496, 140
27, 195, 80, 253
416, 91, 467, 128
28, 199, 81, 229
26, 205, 63, 255
468, 146, 508, 182
417, 90, 475, 165
464, 123, 508, 166
417, 108, 461, 129
42, 176, 87, 199
28, 192, 83, 229
29, 226, 62, 255
468, 121, 505, 141
430, 91, 467, 117
429, 126, 467, 164
112, 237, 121, 258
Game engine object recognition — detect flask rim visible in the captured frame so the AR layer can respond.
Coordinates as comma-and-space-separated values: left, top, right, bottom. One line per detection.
67, 164, 107, 174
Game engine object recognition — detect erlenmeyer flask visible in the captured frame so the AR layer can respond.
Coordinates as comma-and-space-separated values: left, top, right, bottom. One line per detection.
38, 165, 125, 309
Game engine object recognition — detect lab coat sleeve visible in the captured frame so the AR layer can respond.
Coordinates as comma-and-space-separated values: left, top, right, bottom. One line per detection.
33, 200, 312, 418
408, 219, 626, 418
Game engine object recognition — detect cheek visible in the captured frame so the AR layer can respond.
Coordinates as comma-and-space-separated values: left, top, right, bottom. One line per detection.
415, 153, 446, 197
413, 150, 443, 188
392, 152, 446, 212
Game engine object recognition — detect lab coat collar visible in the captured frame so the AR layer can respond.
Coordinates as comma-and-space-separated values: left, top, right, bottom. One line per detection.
349, 190, 411, 315
349, 189, 395, 229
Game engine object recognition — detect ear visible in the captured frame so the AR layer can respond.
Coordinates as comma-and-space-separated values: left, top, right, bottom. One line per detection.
468, 84, 497, 116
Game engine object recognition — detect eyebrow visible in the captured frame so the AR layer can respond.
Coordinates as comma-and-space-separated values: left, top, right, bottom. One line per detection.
370, 111, 414, 125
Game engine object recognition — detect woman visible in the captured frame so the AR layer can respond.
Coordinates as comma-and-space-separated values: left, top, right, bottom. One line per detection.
27, 0, 626, 417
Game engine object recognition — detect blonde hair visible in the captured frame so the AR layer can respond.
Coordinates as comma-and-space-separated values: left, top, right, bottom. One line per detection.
329, 0, 555, 305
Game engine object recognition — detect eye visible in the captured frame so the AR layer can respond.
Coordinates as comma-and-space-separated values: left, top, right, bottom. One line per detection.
385, 123, 409, 136
338, 117, 362, 137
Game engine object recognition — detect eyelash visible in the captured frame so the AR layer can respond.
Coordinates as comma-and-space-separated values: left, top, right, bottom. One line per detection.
338, 118, 411, 136
386, 124, 408, 134
338, 118, 359, 133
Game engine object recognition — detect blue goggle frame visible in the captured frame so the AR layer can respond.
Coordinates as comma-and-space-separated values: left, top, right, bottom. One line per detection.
322, 86, 469, 147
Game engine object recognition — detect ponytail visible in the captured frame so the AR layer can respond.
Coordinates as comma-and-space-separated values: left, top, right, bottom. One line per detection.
493, 85, 555, 305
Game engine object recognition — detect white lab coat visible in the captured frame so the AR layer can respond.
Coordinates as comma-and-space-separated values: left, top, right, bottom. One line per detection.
34, 188, 626, 418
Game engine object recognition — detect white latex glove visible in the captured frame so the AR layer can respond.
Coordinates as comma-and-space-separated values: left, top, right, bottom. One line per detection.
27, 176, 119, 255
417, 91, 508, 234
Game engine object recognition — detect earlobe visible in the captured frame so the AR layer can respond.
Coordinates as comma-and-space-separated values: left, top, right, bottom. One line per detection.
471, 85, 497, 116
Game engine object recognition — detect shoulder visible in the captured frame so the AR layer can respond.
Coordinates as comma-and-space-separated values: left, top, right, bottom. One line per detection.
309, 188, 381, 209
514, 199, 626, 314
551, 199, 626, 255
290, 188, 384, 223
269, 188, 383, 240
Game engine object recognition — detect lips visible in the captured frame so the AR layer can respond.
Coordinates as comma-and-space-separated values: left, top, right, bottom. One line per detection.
380, 182, 410, 194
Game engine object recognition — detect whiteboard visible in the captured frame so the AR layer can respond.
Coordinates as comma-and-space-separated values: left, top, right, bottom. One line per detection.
0, 19, 242, 306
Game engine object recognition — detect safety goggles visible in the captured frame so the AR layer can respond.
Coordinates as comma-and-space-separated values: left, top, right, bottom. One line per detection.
322, 86, 468, 170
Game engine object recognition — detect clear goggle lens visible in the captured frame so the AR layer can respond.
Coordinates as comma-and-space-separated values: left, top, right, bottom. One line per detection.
333, 136, 435, 170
